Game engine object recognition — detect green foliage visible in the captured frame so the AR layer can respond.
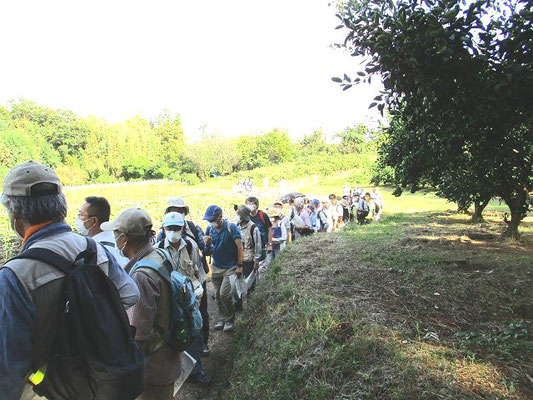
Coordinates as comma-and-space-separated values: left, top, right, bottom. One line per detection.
337, 0, 533, 237
237, 129, 295, 170
0, 99, 380, 187
299, 129, 329, 154
336, 124, 368, 154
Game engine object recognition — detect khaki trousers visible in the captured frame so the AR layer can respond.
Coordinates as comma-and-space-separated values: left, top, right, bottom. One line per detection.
211, 266, 236, 323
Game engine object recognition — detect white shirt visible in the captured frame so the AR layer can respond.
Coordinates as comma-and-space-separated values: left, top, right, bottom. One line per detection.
92, 230, 129, 268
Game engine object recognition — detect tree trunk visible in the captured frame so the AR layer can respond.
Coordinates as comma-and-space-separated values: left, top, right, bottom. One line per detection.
502, 190, 528, 239
471, 198, 490, 223
503, 210, 522, 239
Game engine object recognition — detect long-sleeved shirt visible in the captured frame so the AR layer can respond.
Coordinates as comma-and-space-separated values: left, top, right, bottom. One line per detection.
127, 249, 182, 386
293, 209, 312, 240
0, 222, 140, 400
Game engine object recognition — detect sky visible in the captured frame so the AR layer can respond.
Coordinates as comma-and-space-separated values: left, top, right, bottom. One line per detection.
0, 0, 383, 140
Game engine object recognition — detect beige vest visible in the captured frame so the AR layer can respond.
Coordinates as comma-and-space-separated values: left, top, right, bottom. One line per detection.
240, 221, 256, 262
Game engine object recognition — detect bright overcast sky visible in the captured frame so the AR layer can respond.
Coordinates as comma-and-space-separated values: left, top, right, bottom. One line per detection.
0, 0, 383, 140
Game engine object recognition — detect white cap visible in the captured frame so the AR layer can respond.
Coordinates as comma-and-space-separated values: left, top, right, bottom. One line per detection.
166, 197, 189, 213
294, 197, 305, 207
162, 212, 185, 227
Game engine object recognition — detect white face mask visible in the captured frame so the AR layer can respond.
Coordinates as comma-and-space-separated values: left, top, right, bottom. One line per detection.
209, 221, 218, 229
246, 204, 255, 212
166, 230, 182, 244
116, 233, 128, 258
75, 216, 92, 236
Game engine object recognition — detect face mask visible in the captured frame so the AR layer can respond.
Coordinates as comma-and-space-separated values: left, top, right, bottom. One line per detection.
246, 204, 255, 212
116, 233, 128, 258
166, 230, 182, 244
235, 216, 241, 223
209, 221, 218, 229
75, 216, 92, 236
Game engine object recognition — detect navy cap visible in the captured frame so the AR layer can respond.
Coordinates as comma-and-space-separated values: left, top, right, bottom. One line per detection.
203, 205, 223, 221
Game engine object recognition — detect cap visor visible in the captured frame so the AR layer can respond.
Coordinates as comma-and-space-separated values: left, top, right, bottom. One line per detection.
163, 222, 185, 227
100, 220, 117, 231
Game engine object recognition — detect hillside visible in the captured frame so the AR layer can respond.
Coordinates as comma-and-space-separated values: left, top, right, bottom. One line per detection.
218, 210, 533, 399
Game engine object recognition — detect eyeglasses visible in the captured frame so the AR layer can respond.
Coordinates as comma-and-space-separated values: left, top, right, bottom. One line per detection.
77, 213, 94, 219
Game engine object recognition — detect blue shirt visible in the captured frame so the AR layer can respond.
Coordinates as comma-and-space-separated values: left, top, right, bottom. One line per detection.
205, 220, 241, 269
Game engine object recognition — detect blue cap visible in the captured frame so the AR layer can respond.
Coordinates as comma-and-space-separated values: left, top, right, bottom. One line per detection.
312, 199, 320, 207
203, 205, 223, 221
162, 212, 185, 227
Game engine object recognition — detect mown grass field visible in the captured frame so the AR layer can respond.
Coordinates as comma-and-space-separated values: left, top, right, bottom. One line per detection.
220, 190, 532, 399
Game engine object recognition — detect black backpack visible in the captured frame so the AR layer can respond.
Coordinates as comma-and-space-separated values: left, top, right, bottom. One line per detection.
12, 238, 144, 400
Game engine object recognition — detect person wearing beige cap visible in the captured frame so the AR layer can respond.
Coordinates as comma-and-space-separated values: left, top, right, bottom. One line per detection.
0, 161, 141, 400
102, 207, 182, 399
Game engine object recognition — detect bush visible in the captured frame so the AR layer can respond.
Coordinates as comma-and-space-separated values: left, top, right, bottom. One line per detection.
179, 173, 201, 186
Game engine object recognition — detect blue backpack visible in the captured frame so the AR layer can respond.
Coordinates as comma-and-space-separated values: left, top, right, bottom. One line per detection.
130, 248, 203, 352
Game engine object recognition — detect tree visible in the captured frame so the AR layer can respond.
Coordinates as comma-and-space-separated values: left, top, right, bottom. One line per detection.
184, 135, 240, 181
300, 129, 328, 154
335, 0, 533, 238
9, 99, 91, 161
336, 124, 368, 154
151, 110, 185, 168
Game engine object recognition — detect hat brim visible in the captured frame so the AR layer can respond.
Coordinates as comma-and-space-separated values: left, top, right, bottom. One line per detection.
162, 221, 185, 227
100, 220, 118, 231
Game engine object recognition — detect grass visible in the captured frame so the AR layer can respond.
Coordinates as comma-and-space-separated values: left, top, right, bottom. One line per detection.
216, 194, 532, 399
1, 168, 532, 398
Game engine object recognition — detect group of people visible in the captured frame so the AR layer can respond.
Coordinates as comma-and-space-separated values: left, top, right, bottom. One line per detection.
234, 178, 254, 193
0, 161, 385, 400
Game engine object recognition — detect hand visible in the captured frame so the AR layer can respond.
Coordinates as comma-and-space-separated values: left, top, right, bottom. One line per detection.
253, 262, 259, 271
203, 235, 212, 246
236, 265, 243, 278
266, 244, 272, 252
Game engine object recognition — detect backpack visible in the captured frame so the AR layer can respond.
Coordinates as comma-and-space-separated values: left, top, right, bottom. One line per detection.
240, 222, 258, 250
130, 249, 202, 353
258, 210, 267, 226
317, 210, 329, 232
11, 238, 144, 400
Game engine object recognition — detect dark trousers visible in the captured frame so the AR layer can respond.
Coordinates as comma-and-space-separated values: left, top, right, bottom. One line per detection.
357, 210, 369, 224
186, 333, 204, 377
200, 281, 209, 345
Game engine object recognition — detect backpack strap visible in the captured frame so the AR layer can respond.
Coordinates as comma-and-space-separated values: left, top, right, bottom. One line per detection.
99, 241, 115, 248
10, 237, 98, 276
185, 221, 200, 245
183, 238, 193, 257
131, 249, 173, 283
251, 223, 256, 249
258, 210, 266, 225
11, 248, 73, 276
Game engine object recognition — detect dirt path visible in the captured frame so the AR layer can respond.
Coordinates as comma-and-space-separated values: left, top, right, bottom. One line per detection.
174, 280, 235, 400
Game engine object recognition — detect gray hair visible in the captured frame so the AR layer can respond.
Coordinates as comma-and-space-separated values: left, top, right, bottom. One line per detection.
1, 193, 68, 225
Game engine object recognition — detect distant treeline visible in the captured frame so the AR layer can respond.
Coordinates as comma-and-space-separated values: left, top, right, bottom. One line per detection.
0, 100, 377, 186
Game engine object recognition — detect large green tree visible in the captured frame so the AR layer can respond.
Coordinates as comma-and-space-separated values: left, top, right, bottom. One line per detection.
336, 0, 533, 237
